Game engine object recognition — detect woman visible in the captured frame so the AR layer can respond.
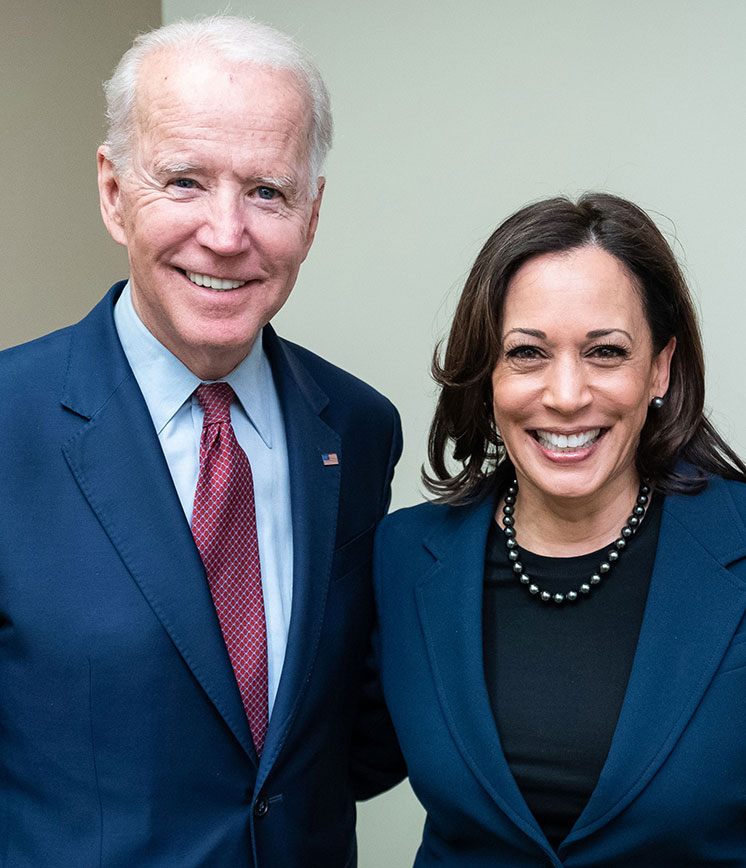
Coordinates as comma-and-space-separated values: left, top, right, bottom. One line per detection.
374, 193, 746, 867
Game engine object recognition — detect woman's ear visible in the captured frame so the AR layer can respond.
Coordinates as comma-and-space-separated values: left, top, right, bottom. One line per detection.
651, 336, 676, 400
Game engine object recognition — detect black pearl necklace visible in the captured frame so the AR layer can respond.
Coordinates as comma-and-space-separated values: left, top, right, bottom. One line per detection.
501, 480, 651, 604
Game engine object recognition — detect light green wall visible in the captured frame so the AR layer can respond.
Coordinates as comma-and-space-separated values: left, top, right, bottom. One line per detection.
163, 0, 746, 512
162, 2, 746, 864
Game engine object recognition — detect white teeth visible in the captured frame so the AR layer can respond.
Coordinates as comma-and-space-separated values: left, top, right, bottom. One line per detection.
185, 271, 247, 290
536, 428, 601, 451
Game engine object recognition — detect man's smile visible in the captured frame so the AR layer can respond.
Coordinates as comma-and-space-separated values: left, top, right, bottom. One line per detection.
184, 270, 249, 291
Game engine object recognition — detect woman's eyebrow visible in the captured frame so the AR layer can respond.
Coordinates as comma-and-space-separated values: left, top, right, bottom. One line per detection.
586, 328, 633, 340
503, 328, 546, 339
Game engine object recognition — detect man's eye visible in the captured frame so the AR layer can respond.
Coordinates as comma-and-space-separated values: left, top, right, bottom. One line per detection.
256, 186, 278, 200
172, 178, 197, 189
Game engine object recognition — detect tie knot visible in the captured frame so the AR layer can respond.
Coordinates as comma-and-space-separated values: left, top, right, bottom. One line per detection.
195, 382, 235, 425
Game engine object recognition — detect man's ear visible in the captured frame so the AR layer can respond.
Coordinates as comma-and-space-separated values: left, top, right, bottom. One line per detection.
302, 177, 325, 259
97, 147, 128, 247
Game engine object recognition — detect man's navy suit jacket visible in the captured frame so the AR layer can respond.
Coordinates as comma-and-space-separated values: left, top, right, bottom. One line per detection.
0, 283, 404, 867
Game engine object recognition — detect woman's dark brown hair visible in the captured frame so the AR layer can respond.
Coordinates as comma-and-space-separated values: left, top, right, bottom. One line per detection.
425, 192, 746, 503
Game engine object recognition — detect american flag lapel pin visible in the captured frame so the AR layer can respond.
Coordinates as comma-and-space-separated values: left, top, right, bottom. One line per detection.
321, 452, 339, 466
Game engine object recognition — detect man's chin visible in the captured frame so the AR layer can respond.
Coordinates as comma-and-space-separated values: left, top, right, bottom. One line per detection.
175, 334, 259, 381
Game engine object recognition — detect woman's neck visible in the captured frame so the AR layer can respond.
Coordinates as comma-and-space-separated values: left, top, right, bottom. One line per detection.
501, 474, 643, 557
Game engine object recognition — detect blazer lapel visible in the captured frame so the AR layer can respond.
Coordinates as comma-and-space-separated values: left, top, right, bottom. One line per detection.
565, 480, 746, 847
60, 289, 256, 762
256, 329, 341, 780
415, 499, 558, 859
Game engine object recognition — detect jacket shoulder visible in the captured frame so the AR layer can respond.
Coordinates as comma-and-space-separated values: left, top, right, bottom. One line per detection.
375, 495, 496, 575
377, 500, 448, 542
0, 324, 75, 394
719, 476, 746, 498
664, 474, 746, 515
0, 285, 122, 396
275, 334, 396, 414
375, 500, 473, 572
662, 475, 746, 568
711, 476, 746, 532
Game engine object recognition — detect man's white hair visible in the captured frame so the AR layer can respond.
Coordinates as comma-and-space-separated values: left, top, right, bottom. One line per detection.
102, 15, 332, 199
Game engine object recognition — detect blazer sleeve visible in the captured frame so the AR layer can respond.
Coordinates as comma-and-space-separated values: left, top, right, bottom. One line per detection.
349, 402, 407, 799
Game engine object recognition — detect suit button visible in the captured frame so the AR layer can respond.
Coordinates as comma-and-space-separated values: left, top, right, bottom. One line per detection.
254, 797, 269, 818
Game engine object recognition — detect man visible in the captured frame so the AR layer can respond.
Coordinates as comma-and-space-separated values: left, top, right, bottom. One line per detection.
0, 16, 403, 867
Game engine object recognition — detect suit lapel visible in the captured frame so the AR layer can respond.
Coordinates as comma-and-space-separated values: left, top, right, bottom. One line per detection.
256, 329, 341, 781
415, 499, 557, 858
61, 288, 256, 762
565, 480, 746, 846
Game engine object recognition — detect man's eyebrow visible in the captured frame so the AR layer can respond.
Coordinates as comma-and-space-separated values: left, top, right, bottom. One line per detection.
153, 161, 200, 175
256, 174, 298, 192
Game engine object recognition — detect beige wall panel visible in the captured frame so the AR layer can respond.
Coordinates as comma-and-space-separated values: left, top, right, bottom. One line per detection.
2, 0, 161, 349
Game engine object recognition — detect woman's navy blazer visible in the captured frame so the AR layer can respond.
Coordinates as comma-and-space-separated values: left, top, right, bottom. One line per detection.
374, 476, 746, 867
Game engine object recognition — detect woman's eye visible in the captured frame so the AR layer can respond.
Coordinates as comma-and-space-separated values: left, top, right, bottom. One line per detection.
256, 186, 278, 200
505, 345, 541, 360
590, 344, 629, 359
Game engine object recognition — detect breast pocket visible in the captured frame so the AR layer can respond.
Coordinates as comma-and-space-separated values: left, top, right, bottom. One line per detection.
330, 525, 375, 583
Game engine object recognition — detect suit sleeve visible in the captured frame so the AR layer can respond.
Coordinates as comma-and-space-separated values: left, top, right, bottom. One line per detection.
349, 403, 408, 800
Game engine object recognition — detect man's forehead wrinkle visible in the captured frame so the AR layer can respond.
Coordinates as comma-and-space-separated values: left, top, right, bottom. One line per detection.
137, 98, 310, 156
148, 134, 304, 176
143, 113, 308, 181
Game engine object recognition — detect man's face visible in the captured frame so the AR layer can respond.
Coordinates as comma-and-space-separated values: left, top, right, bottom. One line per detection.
98, 50, 323, 379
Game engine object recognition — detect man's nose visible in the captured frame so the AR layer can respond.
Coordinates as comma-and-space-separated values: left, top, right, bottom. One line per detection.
197, 193, 249, 256
540, 357, 592, 415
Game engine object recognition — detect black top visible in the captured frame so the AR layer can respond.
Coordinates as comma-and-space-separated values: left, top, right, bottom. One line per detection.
482, 493, 663, 850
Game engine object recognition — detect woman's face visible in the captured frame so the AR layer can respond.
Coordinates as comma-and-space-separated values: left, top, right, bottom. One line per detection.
491, 245, 675, 508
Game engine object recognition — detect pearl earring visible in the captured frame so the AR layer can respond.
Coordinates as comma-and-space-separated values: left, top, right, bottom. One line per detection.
650, 396, 664, 410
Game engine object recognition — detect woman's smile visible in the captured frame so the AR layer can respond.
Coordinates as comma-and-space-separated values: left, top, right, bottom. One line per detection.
491, 245, 674, 512
533, 427, 602, 452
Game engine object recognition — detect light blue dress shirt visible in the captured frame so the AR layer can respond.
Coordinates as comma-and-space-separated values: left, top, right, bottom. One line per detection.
114, 283, 292, 715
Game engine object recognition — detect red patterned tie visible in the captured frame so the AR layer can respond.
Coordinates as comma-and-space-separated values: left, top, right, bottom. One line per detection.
191, 382, 268, 756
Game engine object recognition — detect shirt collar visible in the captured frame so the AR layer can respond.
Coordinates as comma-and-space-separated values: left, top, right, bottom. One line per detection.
223, 334, 274, 449
113, 281, 274, 447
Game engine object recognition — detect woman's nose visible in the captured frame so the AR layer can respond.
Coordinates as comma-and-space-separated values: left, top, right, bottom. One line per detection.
540, 358, 592, 415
